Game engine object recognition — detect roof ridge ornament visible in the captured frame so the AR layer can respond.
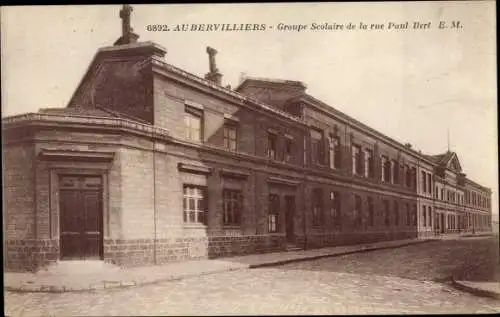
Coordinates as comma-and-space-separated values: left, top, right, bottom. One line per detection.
114, 4, 139, 46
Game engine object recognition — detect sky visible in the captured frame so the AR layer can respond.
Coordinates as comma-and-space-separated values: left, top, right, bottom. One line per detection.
1, 2, 497, 219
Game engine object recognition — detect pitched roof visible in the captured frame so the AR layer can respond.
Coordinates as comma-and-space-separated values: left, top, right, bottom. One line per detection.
38, 107, 117, 117
424, 151, 463, 173
424, 152, 453, 165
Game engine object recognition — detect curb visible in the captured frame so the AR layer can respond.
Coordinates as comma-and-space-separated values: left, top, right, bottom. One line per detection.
4, 265, 248, 294
249, 239, 437, 269
4, 239, 436, 293
450, 279, 500, 300
460, 233, 494, 238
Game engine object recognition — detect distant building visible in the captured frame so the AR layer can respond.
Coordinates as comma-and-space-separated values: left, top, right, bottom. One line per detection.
492, 221, 499, 234
2, 6, 493, 272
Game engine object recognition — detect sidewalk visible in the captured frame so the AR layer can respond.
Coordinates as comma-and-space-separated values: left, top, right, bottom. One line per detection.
4, 237, 436, 293
451, 280, 500, 300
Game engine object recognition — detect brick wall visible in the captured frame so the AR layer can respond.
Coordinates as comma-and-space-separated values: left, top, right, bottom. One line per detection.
103, 235, 286, 267
3, 143, 36, 240
5, 239, 59, 272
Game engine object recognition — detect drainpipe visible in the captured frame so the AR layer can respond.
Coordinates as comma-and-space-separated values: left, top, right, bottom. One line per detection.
153, 140, 157, 265
301, 106, 308, 251
302, 134, 308, 250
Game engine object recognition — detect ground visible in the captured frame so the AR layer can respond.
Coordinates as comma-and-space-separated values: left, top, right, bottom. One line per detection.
5, 236, 500, 316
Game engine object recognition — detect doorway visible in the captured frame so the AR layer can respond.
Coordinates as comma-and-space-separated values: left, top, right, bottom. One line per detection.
59, 175, 103, 260
285, 195, 295, 243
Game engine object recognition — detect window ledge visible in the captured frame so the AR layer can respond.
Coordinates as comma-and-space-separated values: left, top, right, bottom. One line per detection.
222, 225, 241, 229
183, 223, 208, 229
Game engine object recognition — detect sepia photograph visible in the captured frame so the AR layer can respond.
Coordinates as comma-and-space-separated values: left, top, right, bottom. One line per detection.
2, 1, 499, 315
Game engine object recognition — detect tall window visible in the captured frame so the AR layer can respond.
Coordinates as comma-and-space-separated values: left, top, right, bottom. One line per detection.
412, 204, 417, 225
328, 135, 341, 169
411, 167, 417, 189
284, 137, 293, 163
427, 174, 432, 194
354, 194, 362, 228
405, 165, 411, 187
441, 188, 445, 200
428, 206, 432, 228
423, 205, 427, 227
223, 124, 237, 152
367, 197, 374, 226
268, 194, 280, 233
183, 185, 206, 224
184, 107, 203, 141
393, 201, 399, 226
383, 200, 390, 226
382, 156, 391, 183
352, 145, 362, 176
421, 171, 427, 193
435, 186, 439, 198
330, 191, 341, 228
364, 149, 374, 178
223, 189, 242, 225
313, 188, 324, 226
405, 203, 411, 226
311, 129, 324, 165
267, 132, 277, 159
392, 160, 399, 184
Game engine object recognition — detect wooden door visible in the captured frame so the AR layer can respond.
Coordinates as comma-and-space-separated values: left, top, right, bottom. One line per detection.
285, 195, 295, 243
59, 176, 103, 260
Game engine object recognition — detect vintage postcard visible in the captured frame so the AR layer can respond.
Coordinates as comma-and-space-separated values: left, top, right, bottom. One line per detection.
2, 2, 498, 316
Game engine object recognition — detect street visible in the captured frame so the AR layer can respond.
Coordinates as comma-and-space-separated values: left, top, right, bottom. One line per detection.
5, 237, 500, 316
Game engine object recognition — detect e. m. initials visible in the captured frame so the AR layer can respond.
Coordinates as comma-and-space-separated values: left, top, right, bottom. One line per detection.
439, 20, 462, 29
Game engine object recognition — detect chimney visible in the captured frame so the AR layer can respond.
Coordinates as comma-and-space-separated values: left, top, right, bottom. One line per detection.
204, 46, 223, 85
239, 72, 247, 84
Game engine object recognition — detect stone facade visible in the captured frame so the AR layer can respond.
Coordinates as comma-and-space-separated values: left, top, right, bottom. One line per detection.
2, 38, 493, 272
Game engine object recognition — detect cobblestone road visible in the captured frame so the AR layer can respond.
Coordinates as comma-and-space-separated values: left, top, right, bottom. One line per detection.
5, 237, 500, 316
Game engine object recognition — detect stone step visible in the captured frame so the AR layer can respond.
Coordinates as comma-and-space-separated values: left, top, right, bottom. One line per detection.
285, 244, 302, 252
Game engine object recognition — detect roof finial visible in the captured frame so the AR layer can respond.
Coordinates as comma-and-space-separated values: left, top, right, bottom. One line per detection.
120, 4, 133, 37
114, 4, 139, 45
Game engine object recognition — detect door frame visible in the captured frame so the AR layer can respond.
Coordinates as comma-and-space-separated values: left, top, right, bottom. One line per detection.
48, 166, 109, 260
59, 174, 104, 260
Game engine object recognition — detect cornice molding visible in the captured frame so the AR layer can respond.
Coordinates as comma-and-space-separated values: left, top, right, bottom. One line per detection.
178, 162, 212, 175
220, 168, 250, 179
268, 176, 301, 187
39, 148, 115, 162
